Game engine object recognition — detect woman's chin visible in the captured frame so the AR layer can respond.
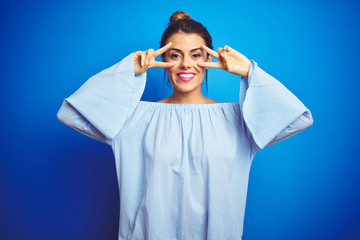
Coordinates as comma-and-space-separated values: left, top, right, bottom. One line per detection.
169, 78, 204, 93
173, 85, 202, 94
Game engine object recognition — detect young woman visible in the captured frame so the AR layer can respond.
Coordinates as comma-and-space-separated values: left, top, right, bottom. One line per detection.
57, 11, 313, 240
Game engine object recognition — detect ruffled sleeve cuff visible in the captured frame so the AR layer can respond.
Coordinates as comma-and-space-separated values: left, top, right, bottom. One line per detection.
239, 60, 313, 150
57, 53, 146, 144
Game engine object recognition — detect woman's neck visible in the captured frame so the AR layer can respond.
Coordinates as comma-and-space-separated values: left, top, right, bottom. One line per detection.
166, 90, 209, 104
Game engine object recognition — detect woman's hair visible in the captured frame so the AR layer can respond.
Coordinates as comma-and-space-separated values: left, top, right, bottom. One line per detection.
160, 11, 213, 97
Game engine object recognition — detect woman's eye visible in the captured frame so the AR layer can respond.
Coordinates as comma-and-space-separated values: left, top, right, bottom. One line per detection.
171, 54, 180, 59
193, 54, 201, 59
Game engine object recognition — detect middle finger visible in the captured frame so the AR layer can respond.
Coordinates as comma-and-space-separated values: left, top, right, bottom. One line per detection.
201, 44, 220, 59
154, 42, 173, 57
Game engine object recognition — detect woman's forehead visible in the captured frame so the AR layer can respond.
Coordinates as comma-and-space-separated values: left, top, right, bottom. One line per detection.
166, 32, 206, 50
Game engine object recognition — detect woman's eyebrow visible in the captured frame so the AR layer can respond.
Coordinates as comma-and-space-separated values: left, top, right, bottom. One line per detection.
169, 47, 202, 52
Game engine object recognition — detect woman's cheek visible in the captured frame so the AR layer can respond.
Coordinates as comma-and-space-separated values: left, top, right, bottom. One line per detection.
170, 61, 180, 68
194, 62, 204, 73
167, 62, 178, 73
195, 57, 207, 72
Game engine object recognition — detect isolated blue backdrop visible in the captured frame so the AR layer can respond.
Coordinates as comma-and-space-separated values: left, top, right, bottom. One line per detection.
1, 0, 359, 239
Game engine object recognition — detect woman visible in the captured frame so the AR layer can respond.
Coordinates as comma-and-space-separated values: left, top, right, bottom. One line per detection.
57, 11, 313, 240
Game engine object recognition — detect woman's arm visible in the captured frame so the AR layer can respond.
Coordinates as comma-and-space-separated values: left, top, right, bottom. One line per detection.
240, 59, 313, 150
57, 53, 147, 145
57, 43, 174, 145
198, 45, 314, 151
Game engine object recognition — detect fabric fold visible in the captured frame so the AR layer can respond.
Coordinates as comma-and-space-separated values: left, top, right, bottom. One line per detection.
239, 60, 313, 150
57, 53, 146, 144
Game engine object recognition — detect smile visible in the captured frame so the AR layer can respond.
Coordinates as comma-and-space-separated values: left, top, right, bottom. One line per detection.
177, 72, 195, 82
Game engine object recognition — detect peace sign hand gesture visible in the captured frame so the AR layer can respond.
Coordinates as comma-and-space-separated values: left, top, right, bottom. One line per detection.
133, 42, 175, 75
197, 45, 252, 79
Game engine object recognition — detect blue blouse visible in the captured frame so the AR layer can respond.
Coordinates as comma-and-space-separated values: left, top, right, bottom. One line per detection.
57, 53, 313, 240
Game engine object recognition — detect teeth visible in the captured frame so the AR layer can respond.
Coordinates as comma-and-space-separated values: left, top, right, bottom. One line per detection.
179, 74, 195, 78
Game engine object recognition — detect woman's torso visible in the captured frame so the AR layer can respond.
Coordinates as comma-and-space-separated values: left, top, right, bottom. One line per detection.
111, 101, 256, 240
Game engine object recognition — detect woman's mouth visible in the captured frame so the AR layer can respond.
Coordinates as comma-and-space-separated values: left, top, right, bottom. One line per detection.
177, 72, 195, 82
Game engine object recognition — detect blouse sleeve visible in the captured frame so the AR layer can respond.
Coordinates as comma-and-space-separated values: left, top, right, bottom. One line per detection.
239, 60, 313, 151
56, 53, 146, 145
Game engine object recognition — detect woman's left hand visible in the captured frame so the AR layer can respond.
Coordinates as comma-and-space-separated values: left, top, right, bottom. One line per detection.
197, 45, 251, 79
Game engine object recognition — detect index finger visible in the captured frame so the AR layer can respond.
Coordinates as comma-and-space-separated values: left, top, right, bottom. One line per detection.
154, 42, 173, 57
201, 44, 220, 59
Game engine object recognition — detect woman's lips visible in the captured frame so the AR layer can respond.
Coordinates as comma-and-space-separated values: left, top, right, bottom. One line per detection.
177, 72, 195, 82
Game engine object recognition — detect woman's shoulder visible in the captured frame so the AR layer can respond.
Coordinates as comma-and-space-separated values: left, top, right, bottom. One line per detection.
156, 98, 169, 103
204, 98, 220, 103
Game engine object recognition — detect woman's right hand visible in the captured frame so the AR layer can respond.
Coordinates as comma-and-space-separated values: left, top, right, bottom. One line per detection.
133, 42, 175, 75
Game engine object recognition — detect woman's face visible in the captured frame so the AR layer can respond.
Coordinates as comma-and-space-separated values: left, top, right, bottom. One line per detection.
162, 32, 211, 94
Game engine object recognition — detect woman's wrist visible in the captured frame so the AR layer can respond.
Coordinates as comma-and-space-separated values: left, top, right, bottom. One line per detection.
240, 60, 251, 80
244, 60, 251, 79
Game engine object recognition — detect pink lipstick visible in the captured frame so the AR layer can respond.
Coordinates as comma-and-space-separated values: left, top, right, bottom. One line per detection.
177, 72, 195, 82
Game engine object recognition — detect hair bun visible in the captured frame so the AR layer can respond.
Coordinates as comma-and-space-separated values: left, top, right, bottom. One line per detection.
169, 11, 191, 23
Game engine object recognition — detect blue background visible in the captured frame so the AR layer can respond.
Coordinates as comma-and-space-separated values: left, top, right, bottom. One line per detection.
1, 0, 359, 239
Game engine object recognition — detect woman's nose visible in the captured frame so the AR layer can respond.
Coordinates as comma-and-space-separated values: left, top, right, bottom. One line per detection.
181, 56, 191, 69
